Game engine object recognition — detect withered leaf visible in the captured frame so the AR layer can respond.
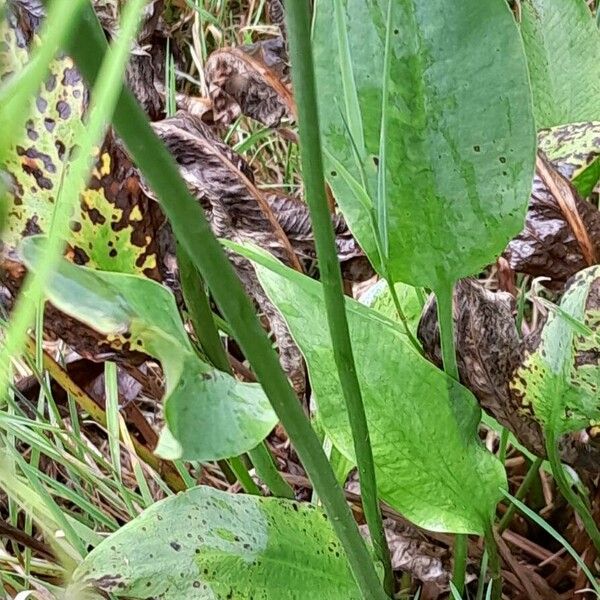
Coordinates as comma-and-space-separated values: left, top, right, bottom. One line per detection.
150, 111, 372, 392
417, 279, 547, 458
504, 151, 600, 284
205, 38, 294, 128
417, 278, 600, 473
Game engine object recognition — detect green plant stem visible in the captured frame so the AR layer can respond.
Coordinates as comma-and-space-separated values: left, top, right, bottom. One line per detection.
385, 276, 422, 352
483, 522, 502, 600
249, 442, 294, 499
434, 282, 466, 594
178, 244, 294, 499
227, 456, 261, 495
498, 457, 543, 533
284, 1, 392, 596
546, 431, 600, 553
66, 9, 386, 598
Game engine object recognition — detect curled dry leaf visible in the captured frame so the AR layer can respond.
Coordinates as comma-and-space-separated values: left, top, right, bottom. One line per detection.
150, 111, 372, 392
418, 278, 600, 473
504, 151, 600, 284
205, 38, 294, 128
418, 279, 547, 458
360, 519, 451, 587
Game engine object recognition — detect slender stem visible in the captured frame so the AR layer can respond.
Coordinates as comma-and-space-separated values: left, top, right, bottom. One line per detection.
434, 282, 466, 593
227, 456, 261, 495
178, 244, 294, 499
385, 275, 421, 352
483, 522, 502, 600
284, 1, 392, 595
498, 457, 543, 533
546, 431, 600, 553
474, 550, 489, 600
67, 9, 386, 598
177, 244, 230, 373
249, 443, 295, 499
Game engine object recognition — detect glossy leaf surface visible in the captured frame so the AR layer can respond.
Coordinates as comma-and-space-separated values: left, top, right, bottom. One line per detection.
233, 242, 507, 534
313, 0, 536, 289
71, 486, 362, 599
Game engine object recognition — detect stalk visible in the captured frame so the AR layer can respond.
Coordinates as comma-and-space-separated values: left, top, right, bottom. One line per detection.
284, 1, 392, 594
483, 522, 502, 600
434, 282, 466, 594
67, 8, 386, 598
546, 431, 600, 553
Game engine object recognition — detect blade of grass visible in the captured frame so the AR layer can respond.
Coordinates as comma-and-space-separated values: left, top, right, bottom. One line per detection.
498, 457, 543, 533
501, 489, 600, 595
546, 431, 600, 554
376, 0, 393, 260
67, 5, 387, 598
284, 1, 392, 595
332, 0, 365, 156
0, 0, 149, 401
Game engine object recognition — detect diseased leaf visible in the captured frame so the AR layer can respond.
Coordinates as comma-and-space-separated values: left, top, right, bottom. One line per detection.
1, 1, 167, 363
314, 0, 536, 289
21, 237, 277, 462
233, 242, 507, 535
418, 279, 546, 458
538, 122, 600, 196
511, 266, 600, 435
205, 39, 294, 128
520, 0, 600, 128
70, 486, 362, 600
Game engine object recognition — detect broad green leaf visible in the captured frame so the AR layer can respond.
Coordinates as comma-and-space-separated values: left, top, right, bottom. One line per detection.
70, 486, 362, 599
538, 122, 600, 197
511, 266, 600, 435
359, 279, 423, 340
314, 0, 536, 289
20, 237, 277, 462
232, 242, 506, 535
520, 0, 600, 129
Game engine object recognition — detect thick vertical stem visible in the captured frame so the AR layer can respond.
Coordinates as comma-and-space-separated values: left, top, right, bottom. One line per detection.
434, 282, 466, 594
284, 1, 392, 595
69, 6, 388, 598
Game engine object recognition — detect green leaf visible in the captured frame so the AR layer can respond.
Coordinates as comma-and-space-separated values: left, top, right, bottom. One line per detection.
70, 486, 362, 599
314, 0, 536, 289
511, 265, 600, 434
538, 122, 600, 197
232, 242, 506, 535
520, 0, 600, 129
20, 237, 277, 462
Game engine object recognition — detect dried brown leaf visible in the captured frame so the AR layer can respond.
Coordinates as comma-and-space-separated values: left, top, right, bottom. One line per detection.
205, 39, 294, 128
504, 152, 600, 284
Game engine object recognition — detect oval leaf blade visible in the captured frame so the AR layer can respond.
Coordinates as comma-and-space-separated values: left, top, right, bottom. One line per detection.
232, 242, 506, 535
314, 0, 536, 289
70, 486, 362, 599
